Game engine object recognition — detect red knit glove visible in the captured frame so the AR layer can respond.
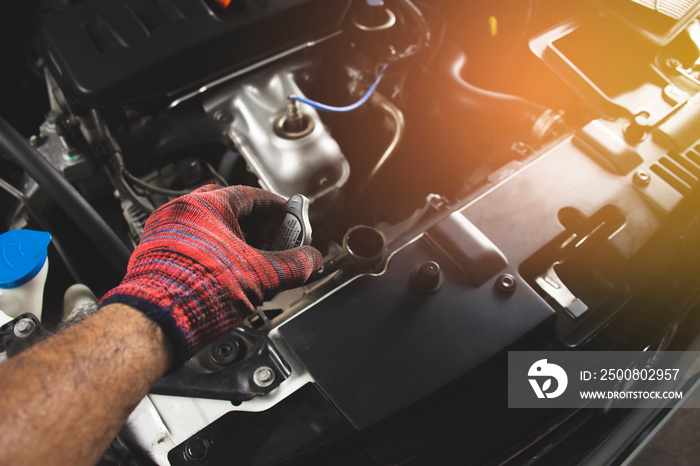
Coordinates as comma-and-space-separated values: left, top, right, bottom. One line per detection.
99, 185, 322, 367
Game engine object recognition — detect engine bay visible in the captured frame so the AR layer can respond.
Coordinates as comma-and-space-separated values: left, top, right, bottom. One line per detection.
4, 0, 700, 464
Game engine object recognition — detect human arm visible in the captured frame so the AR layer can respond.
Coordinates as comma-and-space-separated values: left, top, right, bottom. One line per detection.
0, 185, 322, 466
0, 303, 172, 466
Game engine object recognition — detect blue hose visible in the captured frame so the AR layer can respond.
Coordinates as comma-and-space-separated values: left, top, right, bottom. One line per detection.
289, 65, 388, 112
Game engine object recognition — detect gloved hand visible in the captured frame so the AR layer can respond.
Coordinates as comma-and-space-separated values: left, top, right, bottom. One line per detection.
99, 185, 322, 367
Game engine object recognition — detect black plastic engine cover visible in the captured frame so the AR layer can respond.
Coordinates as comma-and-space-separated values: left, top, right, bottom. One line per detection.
40, 0, 351, 106
279, 227, 555, 431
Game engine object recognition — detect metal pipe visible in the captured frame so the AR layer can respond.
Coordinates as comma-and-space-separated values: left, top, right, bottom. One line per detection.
368, 92, 405, 179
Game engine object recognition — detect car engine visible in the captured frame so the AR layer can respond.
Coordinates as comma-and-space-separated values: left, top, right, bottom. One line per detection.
3, 0, 700, 464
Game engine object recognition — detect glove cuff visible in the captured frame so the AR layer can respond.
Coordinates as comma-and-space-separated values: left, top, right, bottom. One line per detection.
99, 289, 192, 368
99, 248, 240, 368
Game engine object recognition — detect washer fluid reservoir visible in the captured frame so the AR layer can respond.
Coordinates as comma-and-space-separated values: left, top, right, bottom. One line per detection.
0, 229, 52, 324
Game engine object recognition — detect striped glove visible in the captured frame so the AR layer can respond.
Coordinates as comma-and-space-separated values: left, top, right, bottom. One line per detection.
99, 185, 322, 367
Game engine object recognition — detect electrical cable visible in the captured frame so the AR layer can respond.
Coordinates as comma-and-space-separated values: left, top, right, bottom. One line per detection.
203, 160, 230, 187
91, 110, 156, 214
123, 170, 191, 198
123, 160, 229, 197
107, 152, 155, 214
93, 109, 228, 223
289, 65, 388, 112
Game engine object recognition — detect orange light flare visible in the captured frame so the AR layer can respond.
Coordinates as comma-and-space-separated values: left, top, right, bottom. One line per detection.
214, 0, 232, 8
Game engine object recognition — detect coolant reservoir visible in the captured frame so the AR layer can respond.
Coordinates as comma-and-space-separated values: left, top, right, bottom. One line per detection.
0, 229, 51, 321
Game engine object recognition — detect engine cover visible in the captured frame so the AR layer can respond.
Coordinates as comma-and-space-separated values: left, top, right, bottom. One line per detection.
41, 0, 351, 106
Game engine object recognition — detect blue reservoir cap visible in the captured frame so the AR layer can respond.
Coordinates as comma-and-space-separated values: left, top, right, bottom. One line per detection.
0, 230, 52, 289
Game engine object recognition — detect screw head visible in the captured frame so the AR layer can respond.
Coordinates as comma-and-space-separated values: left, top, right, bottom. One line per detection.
633, 170, 651, 187
183, 437, 211, 464
13, 318, 36, 338
496, 274, 517, 293
209, 338, 240, 365
253, 366, 275, 387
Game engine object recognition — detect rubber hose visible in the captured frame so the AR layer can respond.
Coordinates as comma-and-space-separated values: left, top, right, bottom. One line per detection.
438, 42, 548, 140
0, 116, 130, 274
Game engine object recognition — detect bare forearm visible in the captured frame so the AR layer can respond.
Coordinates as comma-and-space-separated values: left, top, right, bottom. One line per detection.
0, 304, 173, 466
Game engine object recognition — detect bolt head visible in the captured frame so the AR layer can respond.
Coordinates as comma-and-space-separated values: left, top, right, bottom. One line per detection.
253, 366, 275, 387
633, 170, 651, 187
15, 320, 29, 332
183, 437, 211, 464
496, 274, 517, 293
209, 338, 240, 366
13, 318, 36, 338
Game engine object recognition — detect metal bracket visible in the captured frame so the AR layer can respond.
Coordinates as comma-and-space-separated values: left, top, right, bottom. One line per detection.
535, 262, 588, 319
151, 327, 291, 404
